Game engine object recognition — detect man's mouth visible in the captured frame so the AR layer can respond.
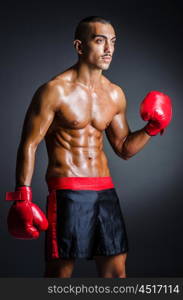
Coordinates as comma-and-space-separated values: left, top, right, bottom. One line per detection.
102, 55, 112, 62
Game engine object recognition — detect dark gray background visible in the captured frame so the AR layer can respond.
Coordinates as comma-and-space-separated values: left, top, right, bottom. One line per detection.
0, 0, 182, 277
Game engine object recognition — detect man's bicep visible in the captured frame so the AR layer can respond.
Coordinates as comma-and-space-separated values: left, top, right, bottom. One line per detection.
20, 84, 57, 147
105, 87, 131, 155
105, 112, 130, 153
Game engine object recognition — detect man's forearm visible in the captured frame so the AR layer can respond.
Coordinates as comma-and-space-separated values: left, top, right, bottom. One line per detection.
120, 127, 151, 160
15, 142, 37, 187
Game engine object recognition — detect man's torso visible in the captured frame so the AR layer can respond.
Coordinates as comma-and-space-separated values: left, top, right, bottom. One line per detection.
44, 67, 121, 180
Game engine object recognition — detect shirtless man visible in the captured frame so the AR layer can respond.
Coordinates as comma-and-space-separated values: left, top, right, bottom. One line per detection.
6, 16, 172, 278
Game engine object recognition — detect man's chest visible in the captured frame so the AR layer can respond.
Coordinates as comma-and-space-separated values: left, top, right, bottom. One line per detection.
55, 88, 118, 131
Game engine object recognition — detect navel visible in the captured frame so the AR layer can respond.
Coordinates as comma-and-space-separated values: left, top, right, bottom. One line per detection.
72, 120, 79, 126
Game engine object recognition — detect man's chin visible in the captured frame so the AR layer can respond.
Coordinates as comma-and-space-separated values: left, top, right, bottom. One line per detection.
98, 62, 111, 70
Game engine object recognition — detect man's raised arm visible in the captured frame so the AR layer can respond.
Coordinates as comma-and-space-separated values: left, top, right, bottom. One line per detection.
105, 86, 172, 160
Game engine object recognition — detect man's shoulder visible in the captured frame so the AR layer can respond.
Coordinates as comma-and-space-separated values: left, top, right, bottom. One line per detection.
34, 81, 62, 100
38, 66, 72, 89
32, 69, 76, 111
32, 76, 67, 110
35, 70, 71, 99
102, 78, 127, 114
102, 76, 125, 96
43, 73, 69, 90
110, 83, 125, 99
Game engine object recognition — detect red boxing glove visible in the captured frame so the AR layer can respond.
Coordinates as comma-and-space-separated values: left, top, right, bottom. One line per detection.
140, 91, 173, 136
6, 186, 48, 239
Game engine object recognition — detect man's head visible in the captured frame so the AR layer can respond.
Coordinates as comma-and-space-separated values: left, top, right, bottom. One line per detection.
74, 16, 116, 70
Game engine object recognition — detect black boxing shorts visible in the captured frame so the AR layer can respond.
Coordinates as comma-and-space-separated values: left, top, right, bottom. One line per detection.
45, 177, 129, 261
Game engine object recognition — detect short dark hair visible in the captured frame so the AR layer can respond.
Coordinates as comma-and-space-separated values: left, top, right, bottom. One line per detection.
74, 16, 113, 41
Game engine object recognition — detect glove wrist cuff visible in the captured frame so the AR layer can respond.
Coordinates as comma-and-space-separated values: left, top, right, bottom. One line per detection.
6, 186, 32, 201
15, 186, 32, 192
144, 124, 161, 136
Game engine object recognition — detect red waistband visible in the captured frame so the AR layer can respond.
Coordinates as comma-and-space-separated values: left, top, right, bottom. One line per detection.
47, 177, 114, 191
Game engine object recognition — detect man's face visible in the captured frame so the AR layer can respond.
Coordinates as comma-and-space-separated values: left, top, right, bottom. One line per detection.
81, 22, 116, 70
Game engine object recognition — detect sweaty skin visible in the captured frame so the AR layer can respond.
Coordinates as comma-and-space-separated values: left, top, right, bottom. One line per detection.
15, 22, 150, 186
20, 71, 128, 183
15, 21, 151, 278
16, 69, 150, 185
45, 74, 116, 179
16, 67, 150, 185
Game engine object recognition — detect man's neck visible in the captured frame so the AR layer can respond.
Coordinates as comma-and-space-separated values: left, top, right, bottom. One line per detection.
73, 61, 103, 90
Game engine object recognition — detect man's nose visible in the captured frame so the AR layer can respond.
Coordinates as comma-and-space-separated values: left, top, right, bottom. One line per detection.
104, 41, 112, 54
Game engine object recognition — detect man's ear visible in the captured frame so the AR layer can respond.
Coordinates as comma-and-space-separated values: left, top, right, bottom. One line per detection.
73, 39, 83, 55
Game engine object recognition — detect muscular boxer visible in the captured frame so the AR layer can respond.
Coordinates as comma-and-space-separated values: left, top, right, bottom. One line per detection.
6, 16, 172, 278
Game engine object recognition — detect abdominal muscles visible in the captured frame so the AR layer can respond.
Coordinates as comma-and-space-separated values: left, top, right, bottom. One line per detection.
45, 124, 111, 179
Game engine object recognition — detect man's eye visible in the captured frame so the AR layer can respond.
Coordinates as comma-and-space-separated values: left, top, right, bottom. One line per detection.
96, 39, 103, 43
